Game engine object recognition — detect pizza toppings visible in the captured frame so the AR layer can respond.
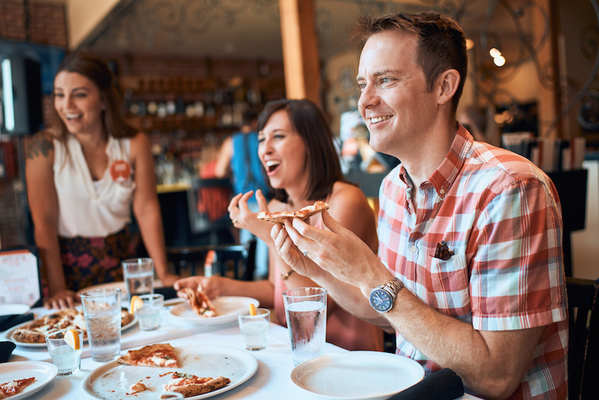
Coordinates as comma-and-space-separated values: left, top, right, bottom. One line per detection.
164, 374, 230, 397
126, 380, 150, 396
257, 201, 329, 224
0, 377, 36, 398
177, 288, 217, 318
118, 344, 180, 368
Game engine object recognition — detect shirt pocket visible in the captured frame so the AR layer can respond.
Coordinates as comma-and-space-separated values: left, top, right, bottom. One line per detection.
108, 181, 135, 215
429, 253, 470, 314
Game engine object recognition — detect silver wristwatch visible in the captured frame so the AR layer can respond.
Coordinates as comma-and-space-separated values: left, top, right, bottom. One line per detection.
368, 278, 404, 313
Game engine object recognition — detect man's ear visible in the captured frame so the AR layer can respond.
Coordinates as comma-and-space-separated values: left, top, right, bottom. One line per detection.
435, 69, 460, 106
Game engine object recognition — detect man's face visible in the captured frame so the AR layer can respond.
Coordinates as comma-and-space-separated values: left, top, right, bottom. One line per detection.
357, 31, 438, 157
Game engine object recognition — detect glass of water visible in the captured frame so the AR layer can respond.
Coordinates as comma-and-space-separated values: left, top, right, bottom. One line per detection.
238, 308, 270, 350
80, 288, 122, 362
46, 329, 82, 375
137, 293, 164, 331
283, 287, 327, 366
122, 258, 154, 301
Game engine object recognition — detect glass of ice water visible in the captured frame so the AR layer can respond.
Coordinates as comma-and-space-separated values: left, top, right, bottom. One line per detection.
122, 258, 154, 301
46, 329, 83, 375
238, 308, 270, 350
136, 293, 164, 331
80, 288, 122, 362
283, 287, 327, 366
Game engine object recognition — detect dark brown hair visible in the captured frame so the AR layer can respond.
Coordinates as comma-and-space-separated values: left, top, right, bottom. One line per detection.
357, 12, 467, 112
49, 53, 135, 142
257, 99, 343, 203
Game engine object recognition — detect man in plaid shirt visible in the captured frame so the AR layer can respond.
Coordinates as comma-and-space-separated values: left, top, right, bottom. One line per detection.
270, 12, 567, 400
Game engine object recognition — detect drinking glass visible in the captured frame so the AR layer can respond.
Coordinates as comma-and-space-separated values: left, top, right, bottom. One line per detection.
80, 288, 122, 362
122, 258, 154, 301
238, 308, 270, 350
283, 287, 327, 366
45, 329, 82, 375
136, 293, 164, 331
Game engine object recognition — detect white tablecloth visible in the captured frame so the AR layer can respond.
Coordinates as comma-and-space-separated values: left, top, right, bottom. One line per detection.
4, 308, 482, 399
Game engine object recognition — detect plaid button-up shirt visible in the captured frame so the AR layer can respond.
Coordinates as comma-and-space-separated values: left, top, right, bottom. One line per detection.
378, 125, 568, 399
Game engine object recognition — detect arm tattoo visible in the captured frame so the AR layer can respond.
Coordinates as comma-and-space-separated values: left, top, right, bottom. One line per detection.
26, 135, 53, 159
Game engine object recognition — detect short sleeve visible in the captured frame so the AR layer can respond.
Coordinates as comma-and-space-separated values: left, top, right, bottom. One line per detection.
469, 178, 567, 331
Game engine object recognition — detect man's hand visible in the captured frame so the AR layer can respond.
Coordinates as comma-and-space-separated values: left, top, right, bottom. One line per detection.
44, 289, 79, 310
273, 210, 391, 295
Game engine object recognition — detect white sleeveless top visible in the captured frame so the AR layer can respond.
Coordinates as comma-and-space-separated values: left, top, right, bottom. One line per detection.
53, 135, 136, 238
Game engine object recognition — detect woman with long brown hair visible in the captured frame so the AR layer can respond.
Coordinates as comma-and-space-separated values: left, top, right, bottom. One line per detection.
176, 99, 382, 351
26, 54, 178, 309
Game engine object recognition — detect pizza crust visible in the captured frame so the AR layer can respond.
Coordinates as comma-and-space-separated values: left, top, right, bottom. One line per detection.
117, 343, 180, 368
164, 374, 230, 397
177, 288, 217, 318
0, 377, 36, 398
257, 201, 329, 224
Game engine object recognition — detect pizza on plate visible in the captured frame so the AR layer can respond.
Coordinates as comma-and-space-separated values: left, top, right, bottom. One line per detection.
0, 377, 36, 398
118, 343, 180, 368
163, 372, 230, 397
10, 308, 134, 344
178, 288, 217, 318
257, 201, 329, 223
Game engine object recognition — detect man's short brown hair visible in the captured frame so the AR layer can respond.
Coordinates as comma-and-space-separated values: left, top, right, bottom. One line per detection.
357, 12, 467, 112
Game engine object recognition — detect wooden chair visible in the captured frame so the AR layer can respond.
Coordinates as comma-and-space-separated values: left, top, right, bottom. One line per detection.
566, 277, 599, 400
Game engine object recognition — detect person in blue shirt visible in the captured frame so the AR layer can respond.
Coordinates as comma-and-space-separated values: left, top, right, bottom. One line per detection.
214, 110, 270, 278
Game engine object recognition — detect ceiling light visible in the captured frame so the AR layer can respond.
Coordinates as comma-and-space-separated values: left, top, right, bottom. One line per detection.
466, 38, 474, 50
494, 55, 506, 67
489, 48, 501, 58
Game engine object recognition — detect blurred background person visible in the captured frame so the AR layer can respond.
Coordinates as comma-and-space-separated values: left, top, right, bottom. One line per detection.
214, 109, 270, 279
176, 99, 383, 351
26, 54, 178, 309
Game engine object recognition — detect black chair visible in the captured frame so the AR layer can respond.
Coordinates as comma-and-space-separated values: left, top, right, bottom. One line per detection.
566, 277, 599, 400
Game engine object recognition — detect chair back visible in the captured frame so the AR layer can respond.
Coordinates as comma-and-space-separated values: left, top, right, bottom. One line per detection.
187, 178, 233, 244
567, 277, 599, 400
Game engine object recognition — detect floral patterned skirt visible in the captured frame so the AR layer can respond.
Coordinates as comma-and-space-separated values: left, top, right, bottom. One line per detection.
58, 226, 140, 292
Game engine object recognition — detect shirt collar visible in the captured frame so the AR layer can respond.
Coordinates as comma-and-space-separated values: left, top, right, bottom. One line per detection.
398, 124, 474, 198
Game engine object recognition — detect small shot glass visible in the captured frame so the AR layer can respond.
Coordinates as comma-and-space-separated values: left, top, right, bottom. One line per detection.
238, 308, 270, 351
45, 329, 83, 376
136, 293, 164, 331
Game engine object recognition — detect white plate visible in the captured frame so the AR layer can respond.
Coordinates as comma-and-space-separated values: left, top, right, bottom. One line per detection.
291, 351, 425, 400
169, 296, 259, 326
5, 312, 138, 348
0, 361, 57, 399
83, 345, 258, 400
0, 304, 30, 316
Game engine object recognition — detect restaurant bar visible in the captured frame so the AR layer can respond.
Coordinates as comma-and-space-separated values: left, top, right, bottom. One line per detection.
0, 1, 597, 399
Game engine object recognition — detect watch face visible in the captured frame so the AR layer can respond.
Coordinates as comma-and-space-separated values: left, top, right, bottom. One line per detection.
369, 288, 393, 312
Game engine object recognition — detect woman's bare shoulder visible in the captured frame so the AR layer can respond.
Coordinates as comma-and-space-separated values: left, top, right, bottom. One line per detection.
267, 198, 290, 213
329, 181, 369, 207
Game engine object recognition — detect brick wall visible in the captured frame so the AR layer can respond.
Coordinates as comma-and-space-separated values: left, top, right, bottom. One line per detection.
0, 0, 67, 47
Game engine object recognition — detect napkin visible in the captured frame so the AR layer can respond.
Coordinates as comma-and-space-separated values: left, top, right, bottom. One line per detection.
0, 341, 16, 363
0, 312, 34, 332
389, 368, 464, 400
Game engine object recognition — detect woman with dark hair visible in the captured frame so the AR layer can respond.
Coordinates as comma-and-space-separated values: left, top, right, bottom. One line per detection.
26, 54, 178, 309
175, 99, 382, 351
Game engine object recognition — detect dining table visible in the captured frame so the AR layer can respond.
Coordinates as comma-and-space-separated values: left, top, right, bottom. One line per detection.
3, 304, 483, 400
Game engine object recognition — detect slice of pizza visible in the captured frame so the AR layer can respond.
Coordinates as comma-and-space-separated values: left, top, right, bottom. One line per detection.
0, 377, 36, 398
126, 380, 150, 396
257, 201, 329, 224
163, 372, 230, 397
178, 288, 217, 318
117, 343, 180, 368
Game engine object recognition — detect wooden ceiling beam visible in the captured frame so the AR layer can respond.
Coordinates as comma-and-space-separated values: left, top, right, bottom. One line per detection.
278, 0, 321, 107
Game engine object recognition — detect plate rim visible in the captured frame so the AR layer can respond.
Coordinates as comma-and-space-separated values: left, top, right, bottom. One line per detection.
0, 360, 58, 400
169, 296, 259, 324
82, 344, 258, 400
290, 351, 425, 400
4, 310, 138, 348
